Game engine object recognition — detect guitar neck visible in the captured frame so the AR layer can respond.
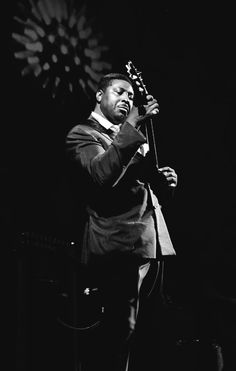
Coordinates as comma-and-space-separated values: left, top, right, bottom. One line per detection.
144, 118, 159, 168
125, 60, 159, 168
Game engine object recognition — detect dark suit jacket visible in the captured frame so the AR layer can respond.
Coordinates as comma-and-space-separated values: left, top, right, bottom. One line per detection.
66, 116, 176, 264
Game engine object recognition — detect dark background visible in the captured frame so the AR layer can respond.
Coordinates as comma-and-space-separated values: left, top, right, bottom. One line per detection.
2, 1, 235, 370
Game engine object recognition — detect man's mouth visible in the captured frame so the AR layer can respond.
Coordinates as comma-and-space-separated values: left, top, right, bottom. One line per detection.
117, 105, 129, 115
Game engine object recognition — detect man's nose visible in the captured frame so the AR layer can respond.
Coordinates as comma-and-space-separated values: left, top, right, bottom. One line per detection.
121, 91, 130, 101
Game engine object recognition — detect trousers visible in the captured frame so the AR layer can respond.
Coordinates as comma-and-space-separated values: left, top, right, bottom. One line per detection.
78, 254, 163, 371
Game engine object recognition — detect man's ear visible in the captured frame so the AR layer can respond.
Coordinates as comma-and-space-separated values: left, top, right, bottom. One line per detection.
96, 89, 103, 103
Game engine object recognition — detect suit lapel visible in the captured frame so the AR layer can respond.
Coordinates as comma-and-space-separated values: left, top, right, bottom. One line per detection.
86, 116, 116, 140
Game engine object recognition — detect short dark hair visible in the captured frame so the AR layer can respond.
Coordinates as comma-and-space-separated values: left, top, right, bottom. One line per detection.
97, 73, 133, 92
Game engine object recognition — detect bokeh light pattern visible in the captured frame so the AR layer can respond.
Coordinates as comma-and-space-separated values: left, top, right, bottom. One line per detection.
12, 0, 112, 101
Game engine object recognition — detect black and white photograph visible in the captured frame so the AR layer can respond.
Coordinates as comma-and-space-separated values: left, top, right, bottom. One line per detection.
3, 1, 235, 370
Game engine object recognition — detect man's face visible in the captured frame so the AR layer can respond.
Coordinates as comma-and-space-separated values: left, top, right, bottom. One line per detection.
97, 79, 134, 124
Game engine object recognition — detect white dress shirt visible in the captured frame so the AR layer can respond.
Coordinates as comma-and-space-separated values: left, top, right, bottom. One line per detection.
91, 111, 149, 156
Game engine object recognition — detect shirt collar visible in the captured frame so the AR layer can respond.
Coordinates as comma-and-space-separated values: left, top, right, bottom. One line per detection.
91, 111, 120, 132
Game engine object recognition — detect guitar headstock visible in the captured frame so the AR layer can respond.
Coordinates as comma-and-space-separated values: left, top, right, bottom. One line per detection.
125, 60, 148, 99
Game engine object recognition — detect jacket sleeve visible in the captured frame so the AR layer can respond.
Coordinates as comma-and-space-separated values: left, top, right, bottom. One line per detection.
136, 152, 176, 204
66, 121, 146, 187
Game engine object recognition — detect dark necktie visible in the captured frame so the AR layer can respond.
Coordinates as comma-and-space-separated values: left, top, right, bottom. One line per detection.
107, 125, 120, 140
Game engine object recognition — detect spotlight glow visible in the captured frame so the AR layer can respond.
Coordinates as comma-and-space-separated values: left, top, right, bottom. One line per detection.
12, 0, 112, 101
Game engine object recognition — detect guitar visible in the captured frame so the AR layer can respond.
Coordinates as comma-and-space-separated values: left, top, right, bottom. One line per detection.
126, 60, 159, 168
